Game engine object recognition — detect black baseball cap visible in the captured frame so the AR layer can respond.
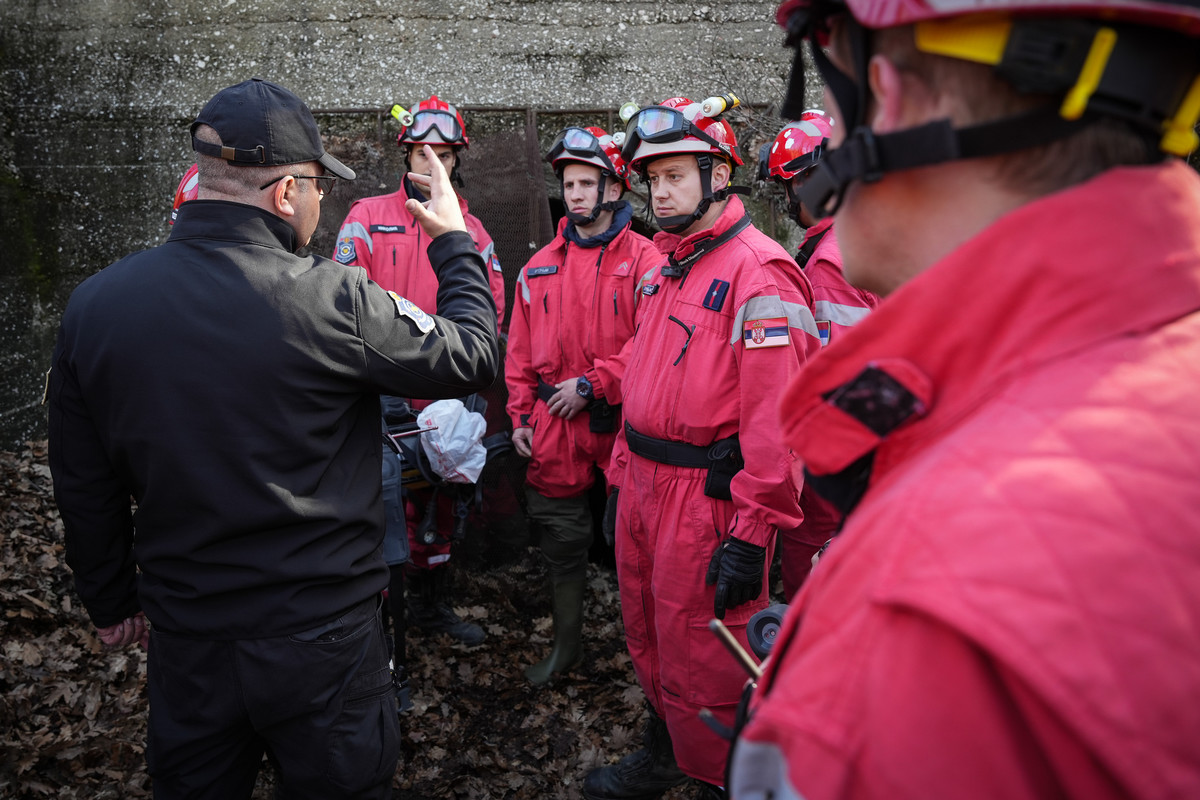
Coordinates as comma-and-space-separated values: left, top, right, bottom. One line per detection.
190, 78, 355, 180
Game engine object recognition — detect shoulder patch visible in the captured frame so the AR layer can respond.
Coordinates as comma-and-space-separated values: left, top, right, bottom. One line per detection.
642, 283, 660, 296
388, 291, 435, 335
490, 253, 503, 273
335, 237, 357, 265
743, 317, 790, 349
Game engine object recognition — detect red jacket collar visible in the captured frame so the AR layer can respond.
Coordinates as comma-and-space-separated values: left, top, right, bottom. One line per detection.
653, 196, 747, 260
802, 216, 834, 244
784, 161, 1200, 479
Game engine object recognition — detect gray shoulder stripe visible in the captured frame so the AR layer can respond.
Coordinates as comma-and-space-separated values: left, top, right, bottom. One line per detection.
815, 300, 871, 327
517, 269, 531, 304
337, 221, 373, 254
730, 295, 820, 346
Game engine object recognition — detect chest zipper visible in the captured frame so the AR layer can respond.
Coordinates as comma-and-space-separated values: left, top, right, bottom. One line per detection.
667, 315, 695, 366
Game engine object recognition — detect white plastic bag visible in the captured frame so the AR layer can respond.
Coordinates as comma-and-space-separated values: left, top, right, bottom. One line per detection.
417, 399, 487, 484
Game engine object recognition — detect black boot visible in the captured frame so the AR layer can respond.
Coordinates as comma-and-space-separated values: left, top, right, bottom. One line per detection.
582, 709, 686, 800
407, 565, 485, 646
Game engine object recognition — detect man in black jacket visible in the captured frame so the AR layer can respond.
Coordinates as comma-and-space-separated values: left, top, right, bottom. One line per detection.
47, 78, 499, 799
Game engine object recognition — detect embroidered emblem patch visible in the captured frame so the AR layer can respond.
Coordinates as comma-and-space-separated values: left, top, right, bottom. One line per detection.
526, 265, 559, 278
642, 283, 660, 296
335, 237, 356, 265
490, 253, 503, 273
816, 320, 832, 347
743, 317, 789, 349
388, 291, 435, 334
703, 279, 730, 312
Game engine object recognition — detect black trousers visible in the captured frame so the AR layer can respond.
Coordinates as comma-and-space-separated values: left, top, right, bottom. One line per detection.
145, 595, 400, 799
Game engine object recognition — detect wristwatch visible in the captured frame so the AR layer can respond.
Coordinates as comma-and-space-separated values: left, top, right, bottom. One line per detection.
576, 375, 594, 401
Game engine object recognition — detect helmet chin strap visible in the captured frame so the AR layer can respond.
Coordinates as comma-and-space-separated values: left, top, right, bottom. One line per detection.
653, 154, 722, 234
563, 172, 624, 225
793, 15, 1185, 219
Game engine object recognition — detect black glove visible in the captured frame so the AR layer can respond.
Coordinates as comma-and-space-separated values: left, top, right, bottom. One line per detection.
602, 489, 620, 547
705, 536, 766, 620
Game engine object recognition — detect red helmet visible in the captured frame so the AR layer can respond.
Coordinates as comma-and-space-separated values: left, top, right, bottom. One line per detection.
170, 163, 199, 226
775, 0, 1200, 217
546, 126, 630, 185
762, 110, 834, 182
397, 95, 469, 148
621, 97, 743, 176
776, 0, 1200, 36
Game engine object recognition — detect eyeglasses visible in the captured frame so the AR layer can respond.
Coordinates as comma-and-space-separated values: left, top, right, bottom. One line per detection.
405, 111, 464, 144
258, 174, 337, 197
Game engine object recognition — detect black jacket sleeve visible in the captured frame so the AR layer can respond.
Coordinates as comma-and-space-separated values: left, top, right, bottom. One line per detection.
47, 331, 141, 629
358, 230, 500, 398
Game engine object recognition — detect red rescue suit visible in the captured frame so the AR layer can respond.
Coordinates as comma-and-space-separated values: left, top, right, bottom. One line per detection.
780, 218, 880, 598
506, 214, 659, 497
334, 176, 506, 329
610, 197, 820, 786
334, 177, 505, 568
801, 218, 878, 348
731, 163, 1200, 800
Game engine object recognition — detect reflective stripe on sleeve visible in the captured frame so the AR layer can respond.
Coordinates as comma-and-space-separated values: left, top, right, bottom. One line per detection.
728, 739, 810, 800
730, 295, 820, 346
518, 269, 531, 304
814, 299, 871, 327
338, 221, 373, 255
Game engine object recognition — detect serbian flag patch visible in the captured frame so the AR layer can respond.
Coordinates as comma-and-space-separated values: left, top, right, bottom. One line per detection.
816, 320, 832, 347
743, 317, 789, 349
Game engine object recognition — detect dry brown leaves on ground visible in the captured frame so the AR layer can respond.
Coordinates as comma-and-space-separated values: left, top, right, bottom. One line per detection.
0, 443, 703, 799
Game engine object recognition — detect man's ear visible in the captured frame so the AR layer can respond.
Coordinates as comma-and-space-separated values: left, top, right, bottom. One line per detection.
867, 53, 907, 134
272, 177, 299, 219
605, 179, 624, 203
711, 159, 732, 191
868, 51, 941, 133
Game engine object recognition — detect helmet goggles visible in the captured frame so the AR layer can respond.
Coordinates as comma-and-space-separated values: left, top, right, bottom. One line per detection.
406, 110, 464, 144
547, 127, 613, 168
621, 107, 730, 164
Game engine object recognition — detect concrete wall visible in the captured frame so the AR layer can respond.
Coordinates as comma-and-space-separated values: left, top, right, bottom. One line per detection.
0, 0, 814, 449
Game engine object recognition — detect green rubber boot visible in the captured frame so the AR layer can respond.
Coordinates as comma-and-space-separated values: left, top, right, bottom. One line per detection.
525, 577, 585, 685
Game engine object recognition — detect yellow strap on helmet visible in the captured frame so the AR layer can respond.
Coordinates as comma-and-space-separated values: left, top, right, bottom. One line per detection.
1161, 75, 1200, 157
1059, 27, 1117, 120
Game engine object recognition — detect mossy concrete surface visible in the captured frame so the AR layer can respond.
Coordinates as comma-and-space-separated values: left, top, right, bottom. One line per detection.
0, 0, 820, 448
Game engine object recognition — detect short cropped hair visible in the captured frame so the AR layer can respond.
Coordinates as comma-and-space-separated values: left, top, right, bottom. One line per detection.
872, 26, 1156, 196
193, 124, 293, 197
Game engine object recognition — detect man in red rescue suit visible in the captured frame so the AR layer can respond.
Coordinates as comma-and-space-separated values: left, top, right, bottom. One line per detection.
505, 126, 660, 686
729, 2, 1200, 799
582, 96, 821, 800
333, 96, 503, 655
759, 109, 879, 599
